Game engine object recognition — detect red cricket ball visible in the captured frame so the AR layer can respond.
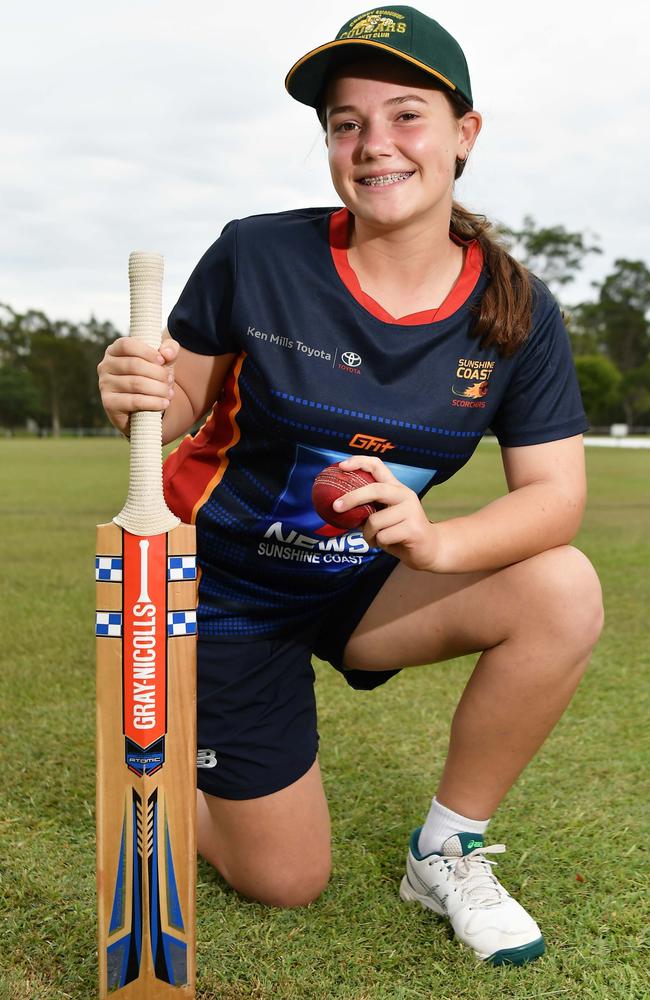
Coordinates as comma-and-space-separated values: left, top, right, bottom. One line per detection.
312, 465, 379, 530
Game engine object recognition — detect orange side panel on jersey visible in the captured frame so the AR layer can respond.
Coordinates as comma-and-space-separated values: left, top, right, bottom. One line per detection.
163, 352, 245, 526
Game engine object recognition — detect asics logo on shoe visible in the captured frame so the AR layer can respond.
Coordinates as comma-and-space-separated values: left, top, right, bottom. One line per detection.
427, 886, 448, 907
196, 748, 218, 768
408, 865, 446, 909
466, 839, 484, 850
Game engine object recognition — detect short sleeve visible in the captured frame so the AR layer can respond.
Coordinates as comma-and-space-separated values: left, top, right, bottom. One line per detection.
167, 220, 239, 356
490, 282, 589, 447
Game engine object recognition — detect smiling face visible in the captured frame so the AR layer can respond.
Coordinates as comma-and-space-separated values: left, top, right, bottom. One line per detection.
324, 57, 481, 234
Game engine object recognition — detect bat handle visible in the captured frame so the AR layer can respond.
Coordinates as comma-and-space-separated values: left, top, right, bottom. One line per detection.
114, 252, 180, 536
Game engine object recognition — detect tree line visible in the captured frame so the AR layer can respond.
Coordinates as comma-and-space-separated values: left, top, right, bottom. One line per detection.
1, 218, 649, 433
502, 218, 650, 427
0, 308, 119, 434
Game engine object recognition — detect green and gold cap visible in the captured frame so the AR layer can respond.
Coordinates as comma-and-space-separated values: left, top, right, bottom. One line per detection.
285, 6, 472, 110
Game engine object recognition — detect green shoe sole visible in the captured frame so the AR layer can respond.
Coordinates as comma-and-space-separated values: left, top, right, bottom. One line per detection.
486, 936, 546, 966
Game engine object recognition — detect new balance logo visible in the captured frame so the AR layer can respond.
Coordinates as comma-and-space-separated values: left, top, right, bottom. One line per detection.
196, 749, 218, 769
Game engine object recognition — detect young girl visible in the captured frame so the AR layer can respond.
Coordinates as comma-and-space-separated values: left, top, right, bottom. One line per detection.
98, 6, 603, 966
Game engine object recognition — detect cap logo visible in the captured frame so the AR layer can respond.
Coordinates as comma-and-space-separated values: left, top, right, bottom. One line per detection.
339, 9, 407, 40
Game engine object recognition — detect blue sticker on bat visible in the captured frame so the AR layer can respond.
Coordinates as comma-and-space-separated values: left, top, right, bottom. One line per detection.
106, 792, 143, 990
96, 611, 123, 638
147, 789, 188, 986
167, 555, 197, 581
167, 610, 197, 637
125, 737, 165, 777
96, 556, 123, 582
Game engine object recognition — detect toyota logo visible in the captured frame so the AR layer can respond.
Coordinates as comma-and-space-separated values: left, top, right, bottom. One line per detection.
341, 352, 362, 368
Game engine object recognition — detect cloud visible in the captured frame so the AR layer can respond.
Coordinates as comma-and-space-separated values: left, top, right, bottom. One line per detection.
2, 0, 649, 326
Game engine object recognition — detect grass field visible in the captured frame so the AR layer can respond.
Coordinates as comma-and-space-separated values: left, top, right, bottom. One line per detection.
0, 438, 648, 1000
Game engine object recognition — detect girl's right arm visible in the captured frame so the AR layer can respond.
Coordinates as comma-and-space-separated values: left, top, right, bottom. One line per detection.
97, 330, 236, 445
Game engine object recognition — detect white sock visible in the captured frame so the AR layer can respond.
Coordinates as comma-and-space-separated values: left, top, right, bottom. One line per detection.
417, 797, 491, 856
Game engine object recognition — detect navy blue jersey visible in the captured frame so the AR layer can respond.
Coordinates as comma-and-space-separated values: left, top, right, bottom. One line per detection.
164, 207, 588, 639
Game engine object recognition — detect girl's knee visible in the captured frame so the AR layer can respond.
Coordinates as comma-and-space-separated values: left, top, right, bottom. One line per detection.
197, 760, 332, 908
524, 546, 604, 654
221, 855, 332, 909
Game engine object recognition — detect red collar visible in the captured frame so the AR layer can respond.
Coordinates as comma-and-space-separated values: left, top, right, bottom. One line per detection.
329, 207, 483, 326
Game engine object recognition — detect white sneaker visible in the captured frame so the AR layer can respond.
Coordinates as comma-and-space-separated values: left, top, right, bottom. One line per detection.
400, 829, 545, 965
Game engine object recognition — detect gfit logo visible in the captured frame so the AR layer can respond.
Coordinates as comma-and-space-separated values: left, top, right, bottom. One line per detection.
123, 533, 166, 744
349, 433, 395, 454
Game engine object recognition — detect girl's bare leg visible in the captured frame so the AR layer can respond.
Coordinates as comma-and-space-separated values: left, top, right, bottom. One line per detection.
343, 545, 603, 816
197, 759, 331, 908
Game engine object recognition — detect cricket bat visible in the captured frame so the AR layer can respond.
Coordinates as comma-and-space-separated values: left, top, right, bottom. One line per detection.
96, 252, 197, 998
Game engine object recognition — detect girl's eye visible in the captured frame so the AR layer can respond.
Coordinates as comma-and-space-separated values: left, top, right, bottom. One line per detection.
398, 112, 419, 122
333, 121, 360, 133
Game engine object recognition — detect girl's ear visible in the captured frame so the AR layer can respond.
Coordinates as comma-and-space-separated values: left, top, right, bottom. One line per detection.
458, 110, 482, 154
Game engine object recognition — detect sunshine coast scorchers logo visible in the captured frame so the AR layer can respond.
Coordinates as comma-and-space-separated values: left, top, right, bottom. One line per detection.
339, 9, 407, 39
451, 358, 495, 409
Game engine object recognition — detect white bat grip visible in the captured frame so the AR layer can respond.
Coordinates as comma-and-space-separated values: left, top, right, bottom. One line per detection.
113, 252, 180, 535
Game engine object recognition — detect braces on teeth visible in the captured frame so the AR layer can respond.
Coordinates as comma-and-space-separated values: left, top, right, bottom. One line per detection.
360, 172, 414, 186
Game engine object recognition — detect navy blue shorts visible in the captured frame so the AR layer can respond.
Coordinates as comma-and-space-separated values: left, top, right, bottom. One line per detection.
196, 556, 400, 800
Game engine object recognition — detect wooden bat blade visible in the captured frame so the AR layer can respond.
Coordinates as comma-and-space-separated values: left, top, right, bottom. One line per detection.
96, 520, 196, 998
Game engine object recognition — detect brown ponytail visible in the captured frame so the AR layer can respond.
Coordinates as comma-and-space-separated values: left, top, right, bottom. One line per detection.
450, 200, 533, 357
445, 85, 533, 357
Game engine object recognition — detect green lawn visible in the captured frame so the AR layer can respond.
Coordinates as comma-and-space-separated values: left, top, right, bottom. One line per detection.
0, 439, 648, 999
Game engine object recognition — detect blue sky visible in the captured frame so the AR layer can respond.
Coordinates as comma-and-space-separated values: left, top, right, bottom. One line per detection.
3, 0, 648, 330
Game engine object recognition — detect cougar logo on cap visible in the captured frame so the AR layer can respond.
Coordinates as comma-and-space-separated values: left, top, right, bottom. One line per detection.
341, 9, 407, 39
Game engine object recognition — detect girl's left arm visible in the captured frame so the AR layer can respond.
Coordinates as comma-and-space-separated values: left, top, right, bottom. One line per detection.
427, 434, 586, 573
336, 435, 586, 574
